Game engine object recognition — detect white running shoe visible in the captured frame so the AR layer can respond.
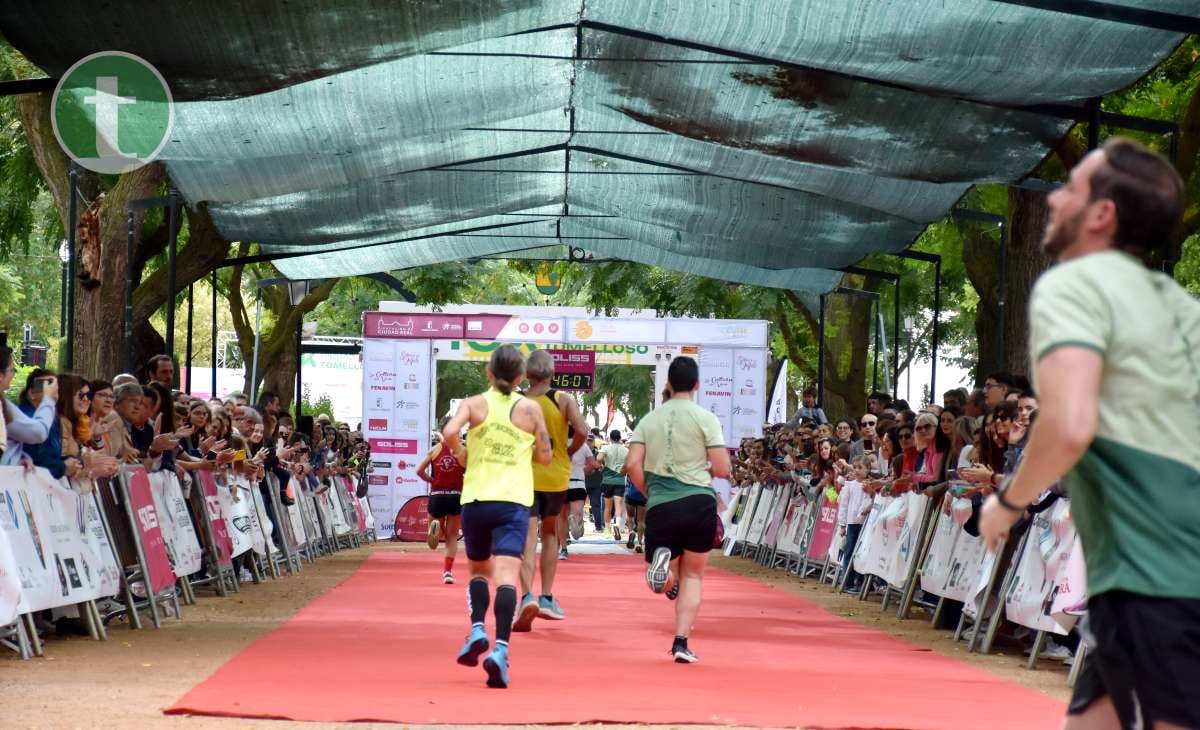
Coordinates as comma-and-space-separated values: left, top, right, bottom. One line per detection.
647, 547, 671, 593
442, 571, 455, 584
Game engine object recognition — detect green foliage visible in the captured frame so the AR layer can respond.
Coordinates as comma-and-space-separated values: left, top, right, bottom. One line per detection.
582, 365, 654, 427
435, 360, 487, 419
300, 387, 335, 422
4, 362, 35, 401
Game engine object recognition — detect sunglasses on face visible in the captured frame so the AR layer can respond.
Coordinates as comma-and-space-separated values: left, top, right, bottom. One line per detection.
899, 432, 914, 439
916, 424, 934, 432
860, 421, 876, 427
77, 391, 92, 401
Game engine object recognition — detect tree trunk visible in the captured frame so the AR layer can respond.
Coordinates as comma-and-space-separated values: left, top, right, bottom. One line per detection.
263, 327, 299, 409
960, 187, 1053, 382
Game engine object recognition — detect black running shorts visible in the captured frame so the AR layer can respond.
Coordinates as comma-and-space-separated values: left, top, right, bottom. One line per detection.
531, 490, 567, 520
565, 485, 587, 503
427, 491, 462, 518
644, 494, 717, 562
602, 484, 625, 499
1067, 591, 1200, 728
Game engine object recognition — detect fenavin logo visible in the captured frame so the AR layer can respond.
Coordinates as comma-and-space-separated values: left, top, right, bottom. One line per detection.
52, 51, 174, 174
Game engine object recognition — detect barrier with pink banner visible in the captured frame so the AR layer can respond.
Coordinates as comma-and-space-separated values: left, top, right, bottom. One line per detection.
196, 471, 234, 568
120, 467, 176, 595
806, 495, 839, 561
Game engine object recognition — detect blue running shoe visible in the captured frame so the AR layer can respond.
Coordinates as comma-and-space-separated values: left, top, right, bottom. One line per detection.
537, 595, 565, 620
512, 592, 538, 632
456, 624, 489, 667
483, 644, 511, 688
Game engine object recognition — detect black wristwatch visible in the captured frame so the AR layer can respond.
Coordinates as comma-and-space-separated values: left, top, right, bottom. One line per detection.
995, 488, 1026, 513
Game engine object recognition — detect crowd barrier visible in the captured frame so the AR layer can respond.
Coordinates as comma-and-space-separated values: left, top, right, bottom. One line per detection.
722, 480, 1088, 683
0, 464, 377, 660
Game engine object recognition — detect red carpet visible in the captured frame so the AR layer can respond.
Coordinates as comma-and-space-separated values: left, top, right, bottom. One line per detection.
166, 550, 1065, 729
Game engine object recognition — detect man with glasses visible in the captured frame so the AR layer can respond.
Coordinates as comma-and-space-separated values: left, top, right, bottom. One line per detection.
982, 373, 1015, 410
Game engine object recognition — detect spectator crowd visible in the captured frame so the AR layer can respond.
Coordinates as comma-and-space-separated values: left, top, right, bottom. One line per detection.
0, 346, 371, 635
731, 377, 1076, 661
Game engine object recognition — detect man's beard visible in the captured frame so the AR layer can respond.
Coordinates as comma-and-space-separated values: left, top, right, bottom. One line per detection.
1042, 207, 1083, 259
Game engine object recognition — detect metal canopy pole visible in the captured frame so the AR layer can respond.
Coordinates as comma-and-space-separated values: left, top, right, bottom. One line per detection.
249, 291, 262, 404
210, 270, 217, 398
164, 192, 180, 375
124, 211, 135, 374
816, 294, 826, 409
839, 265, 901, 400
295, 321, 303, 416
185, 284, 194, 394
65, 166, 78, 370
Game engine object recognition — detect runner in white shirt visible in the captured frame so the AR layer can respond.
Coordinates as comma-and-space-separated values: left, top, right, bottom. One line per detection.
558, 427, 596, 559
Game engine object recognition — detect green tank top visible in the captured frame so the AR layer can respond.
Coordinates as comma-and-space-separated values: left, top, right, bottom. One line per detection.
461, 389, 535, 507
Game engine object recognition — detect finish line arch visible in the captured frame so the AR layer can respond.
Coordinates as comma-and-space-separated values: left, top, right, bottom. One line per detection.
361, 305, 768, 538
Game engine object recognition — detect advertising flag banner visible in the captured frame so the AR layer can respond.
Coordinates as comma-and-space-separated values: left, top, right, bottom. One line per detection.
768, 360, 788, 424
806, 494, 839, 561
123, 467, 177, 594
731, 349, 766, 440
697, 348, 735, 441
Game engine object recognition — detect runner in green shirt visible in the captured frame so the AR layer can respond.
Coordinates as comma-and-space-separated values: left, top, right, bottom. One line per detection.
980, 137, 1200, 730
625, 356, 730, 664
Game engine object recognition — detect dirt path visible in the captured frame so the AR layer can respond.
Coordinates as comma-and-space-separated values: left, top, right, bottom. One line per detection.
1, 543, 1070, 729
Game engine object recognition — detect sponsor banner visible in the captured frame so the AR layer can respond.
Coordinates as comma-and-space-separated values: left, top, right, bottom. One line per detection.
0, 468, 124, 618
806, 495, 839, 560
123, 467, 177, 594
392, 495, 431, 542
733, 484, 760, 543
216, 479, 254, 558
744, 485, 777, 546
369, 438, 417, 455
732, 348, 766, 440
364, 312, 464, 339
762, 484, 793, 548
322, 487, 351, 536
852, 494, 929, 585
358, 496, 376, 531
920, 500, 991, 603
341, 477, 368, 532
775, 492, 810, 556
196, 471, 235, 567
1004, 499, 1076, 635
147, 472, 203, 577
697, 348, 735, 441
1049, 536, 1087, 628
666, 319, 769, 348
284, 480, 307, 550
435, 339, 659, 366
567, 318, 665, 344
464, 314, 565, 342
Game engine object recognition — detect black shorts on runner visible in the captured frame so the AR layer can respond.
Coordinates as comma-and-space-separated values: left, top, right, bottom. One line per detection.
428, 491, 462, 518
1067, 591, 1200, 728
644, 494, 717, 562
461, 501, 529, 561
602, 484, 625, 499
565, 485, 587, 503
531, 490, 567, 519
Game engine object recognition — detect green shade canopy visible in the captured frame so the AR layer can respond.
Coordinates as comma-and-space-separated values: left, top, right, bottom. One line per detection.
2, 1, 1188, 292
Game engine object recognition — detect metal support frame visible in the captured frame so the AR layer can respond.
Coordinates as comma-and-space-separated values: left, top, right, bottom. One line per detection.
65, 166, 78, 369
816, 294, 826, 408
210, 270, 218, 396
892, 250, 941, 404
124, 212, 136, 374
988, 0, 1200, 34
164, 192, 180, 371
185, 284, 194, 394
295, 320, 303, 416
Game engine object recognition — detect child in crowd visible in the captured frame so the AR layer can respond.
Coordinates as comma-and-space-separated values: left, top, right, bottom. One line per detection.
836, 455, 873, 593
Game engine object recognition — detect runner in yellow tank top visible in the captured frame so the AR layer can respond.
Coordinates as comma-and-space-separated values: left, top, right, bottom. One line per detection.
442, 346, 552, 689
513, 350, 588, 631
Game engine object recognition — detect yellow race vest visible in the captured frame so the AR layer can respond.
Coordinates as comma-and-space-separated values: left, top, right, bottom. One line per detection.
461, 389, 535, 507
530, 390, 571, 492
